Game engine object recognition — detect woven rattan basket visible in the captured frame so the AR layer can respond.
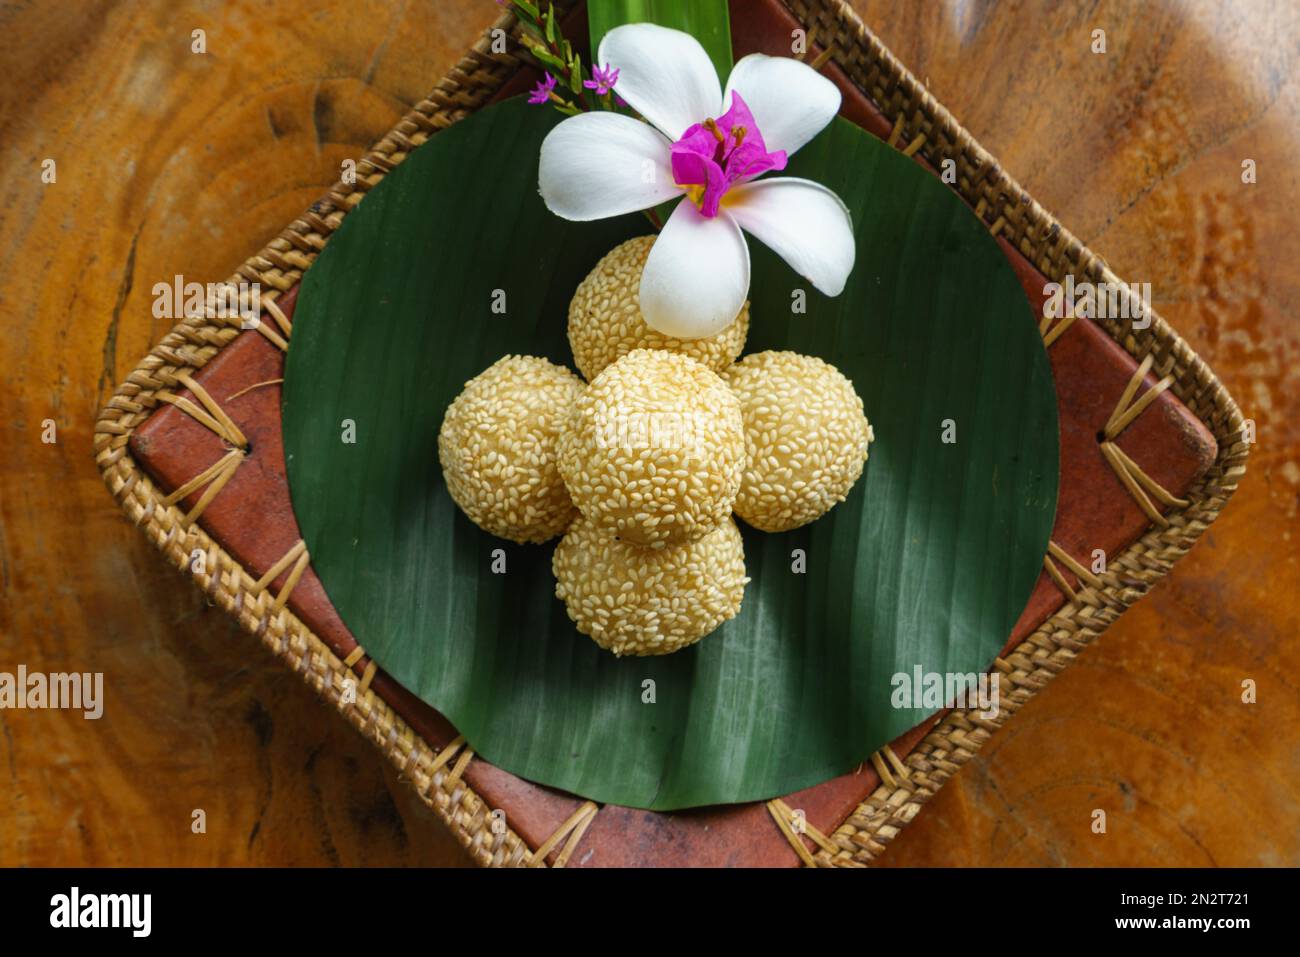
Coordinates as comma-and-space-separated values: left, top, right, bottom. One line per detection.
94, 0, 1247, 867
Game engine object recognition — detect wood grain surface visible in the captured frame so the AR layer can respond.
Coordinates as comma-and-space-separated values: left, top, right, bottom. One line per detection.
1, 0, 1296, 867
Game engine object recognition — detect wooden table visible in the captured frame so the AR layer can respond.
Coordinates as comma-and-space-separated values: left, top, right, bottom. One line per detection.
1, 0, 1296, 866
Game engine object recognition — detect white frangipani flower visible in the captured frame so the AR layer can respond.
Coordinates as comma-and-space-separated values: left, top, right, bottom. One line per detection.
539, 23, 855, 339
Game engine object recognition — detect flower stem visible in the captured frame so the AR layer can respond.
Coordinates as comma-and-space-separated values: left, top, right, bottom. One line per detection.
512, 0, 598, 114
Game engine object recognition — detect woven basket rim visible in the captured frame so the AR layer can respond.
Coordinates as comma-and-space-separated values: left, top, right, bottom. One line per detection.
92, 0, 1247, 867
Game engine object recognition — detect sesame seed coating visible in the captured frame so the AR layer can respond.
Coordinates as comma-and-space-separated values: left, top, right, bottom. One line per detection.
438, 355, 584, 544
568, 236, 749, 380
553, 513, 748, 656
557, 349, 745, 547
724, 351, 874, 533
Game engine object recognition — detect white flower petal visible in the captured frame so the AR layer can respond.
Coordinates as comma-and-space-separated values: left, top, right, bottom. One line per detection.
640, 201, 750, 339
598, 24, 723, 140
725, 177, 855, 296
538, 111, 679, 221
724, 53, 841, 157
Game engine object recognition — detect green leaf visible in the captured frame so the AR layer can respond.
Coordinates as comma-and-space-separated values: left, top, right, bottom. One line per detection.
587, 0, 732, 82
544, 4, 558, 45
565, 53, 585, 95
529, 46, 566, 71
283, 97, 1058, 811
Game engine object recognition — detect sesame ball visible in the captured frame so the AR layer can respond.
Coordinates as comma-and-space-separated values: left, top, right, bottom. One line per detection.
558, 349, 745, 547
568, 236, 749, 380
554, 513, 748, 656
724, 351, 874, 533
438, 355, 583, 544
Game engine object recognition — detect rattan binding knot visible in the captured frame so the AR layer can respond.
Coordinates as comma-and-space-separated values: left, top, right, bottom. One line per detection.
766, 797, 838, 867
530, 801, 598, 868
1043, 540, 1105, 602
1100, 354, 1190, 529
254, 296, 294, 352
255, 539, 311, 617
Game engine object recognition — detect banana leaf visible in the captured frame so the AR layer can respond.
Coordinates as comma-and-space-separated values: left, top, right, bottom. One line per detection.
282, 96, 1058, 810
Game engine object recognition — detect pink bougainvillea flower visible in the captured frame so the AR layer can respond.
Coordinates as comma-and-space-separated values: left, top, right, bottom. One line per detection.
539, 24, 854, 338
